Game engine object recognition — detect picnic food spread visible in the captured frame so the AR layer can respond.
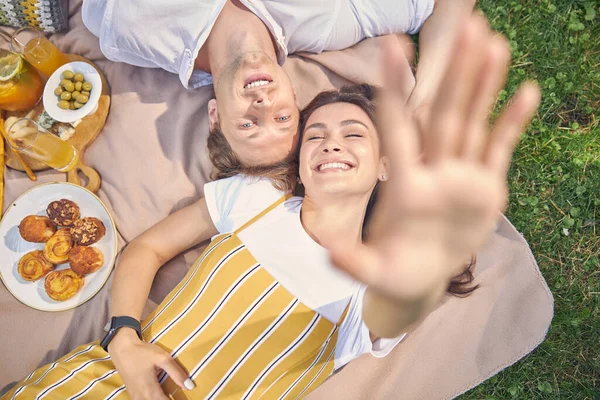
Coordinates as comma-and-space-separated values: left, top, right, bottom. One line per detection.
15, 198, 106, 302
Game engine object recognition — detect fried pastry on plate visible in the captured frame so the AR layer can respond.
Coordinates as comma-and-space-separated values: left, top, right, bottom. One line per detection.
18, 215, 56, 243
18, 250, 55, 281
70, 217, 105, 246
46, 199, 81, 227
44, 269, 84, 301
44, 228, 74, 264
69, 246, 104, 275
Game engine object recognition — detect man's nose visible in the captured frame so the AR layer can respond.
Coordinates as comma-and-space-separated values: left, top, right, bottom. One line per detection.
253, 96, 273, 108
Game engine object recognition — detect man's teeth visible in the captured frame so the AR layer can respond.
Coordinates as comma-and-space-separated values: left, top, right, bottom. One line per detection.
318, 162, 350, 171
245, 80, 271, 89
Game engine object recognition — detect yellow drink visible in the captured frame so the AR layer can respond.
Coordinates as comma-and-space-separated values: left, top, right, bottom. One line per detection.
6, 118, 78, 172
0, 57, 44, 111
23, 37, 69, 78
27, 133, 79, 171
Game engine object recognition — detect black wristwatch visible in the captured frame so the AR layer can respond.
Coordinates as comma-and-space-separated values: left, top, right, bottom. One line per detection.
100, 316, 143, 352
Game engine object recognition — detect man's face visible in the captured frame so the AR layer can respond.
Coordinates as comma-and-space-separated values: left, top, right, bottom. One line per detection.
210, 51, 300, 166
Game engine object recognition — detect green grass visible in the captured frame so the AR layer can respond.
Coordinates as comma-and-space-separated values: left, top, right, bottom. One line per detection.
457, 1, 600, 399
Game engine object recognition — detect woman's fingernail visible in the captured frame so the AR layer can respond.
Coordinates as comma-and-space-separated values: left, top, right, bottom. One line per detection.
184, 378, 195, 390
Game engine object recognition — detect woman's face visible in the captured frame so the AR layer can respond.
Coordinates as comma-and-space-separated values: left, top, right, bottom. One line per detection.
299, 102, 384, 200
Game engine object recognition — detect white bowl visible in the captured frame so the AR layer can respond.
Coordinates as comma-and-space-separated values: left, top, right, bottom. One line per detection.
43, 61, 102, 123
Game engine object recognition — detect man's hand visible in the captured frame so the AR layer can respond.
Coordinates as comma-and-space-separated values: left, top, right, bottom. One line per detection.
108, 329, 194, 400
329, 15, 540, 337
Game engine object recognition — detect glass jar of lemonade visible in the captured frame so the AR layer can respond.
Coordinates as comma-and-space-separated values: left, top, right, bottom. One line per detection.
0, 49, 44, 111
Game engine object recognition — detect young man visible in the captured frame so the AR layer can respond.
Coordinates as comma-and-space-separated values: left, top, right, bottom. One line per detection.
83, 0, 474, 167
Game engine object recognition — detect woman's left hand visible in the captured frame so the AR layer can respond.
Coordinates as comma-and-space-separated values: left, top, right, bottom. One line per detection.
329, 16, 540, 307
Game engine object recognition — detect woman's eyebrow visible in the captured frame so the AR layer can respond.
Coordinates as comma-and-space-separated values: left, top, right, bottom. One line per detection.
340, 119, 368, 129
305, 122, 327, 131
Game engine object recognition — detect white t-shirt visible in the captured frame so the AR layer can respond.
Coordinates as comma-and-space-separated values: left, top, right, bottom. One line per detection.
204, 175, 405, 370
82, 0, 434, 89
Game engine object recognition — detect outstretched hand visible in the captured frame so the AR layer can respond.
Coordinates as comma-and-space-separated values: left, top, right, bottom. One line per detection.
329, 16, 540, 315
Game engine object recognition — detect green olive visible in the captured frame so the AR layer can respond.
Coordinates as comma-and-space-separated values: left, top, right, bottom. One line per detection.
61, 79, 71, 87
54, 86, 63, 96
73, 101, 84, 109
75, 94, 89, 104
63, 81, 75, 92
62, 70, 75, 80
60, 92, 72, 101
82, 82, 92, 91
74, 73, 84, 83
81, 90, 90, 97
72, 91, 81, 99
74, 81, 82, 91
58, 100, 71, 109
69, 102, 76, 110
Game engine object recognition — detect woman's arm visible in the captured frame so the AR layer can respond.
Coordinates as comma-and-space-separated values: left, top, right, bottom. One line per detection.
109, 197, 217, 323
330, 16, 540, 340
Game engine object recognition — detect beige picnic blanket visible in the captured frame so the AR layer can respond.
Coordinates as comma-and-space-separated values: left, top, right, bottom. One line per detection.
0, 1, 553, 398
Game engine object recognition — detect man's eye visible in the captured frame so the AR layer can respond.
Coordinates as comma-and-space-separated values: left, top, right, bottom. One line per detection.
241, 122, 255, 128
276, 115, 290, 122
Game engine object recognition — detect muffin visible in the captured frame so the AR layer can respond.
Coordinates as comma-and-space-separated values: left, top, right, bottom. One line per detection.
47, 199, 81, 227
69, 246, 104, 275
70, 217, 105, 246
18, 215, 56, 243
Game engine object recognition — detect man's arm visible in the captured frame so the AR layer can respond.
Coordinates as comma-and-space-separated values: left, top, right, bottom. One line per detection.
408, 0, 477, 113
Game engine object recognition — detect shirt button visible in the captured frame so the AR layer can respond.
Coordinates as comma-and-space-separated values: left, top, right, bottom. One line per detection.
184, 49, 192, 58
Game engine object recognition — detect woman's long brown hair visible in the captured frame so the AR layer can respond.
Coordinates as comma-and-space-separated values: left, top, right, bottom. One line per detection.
297, 84, 479, 297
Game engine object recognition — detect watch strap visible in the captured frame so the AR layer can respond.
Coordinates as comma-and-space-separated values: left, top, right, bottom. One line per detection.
100, 316, 142, 352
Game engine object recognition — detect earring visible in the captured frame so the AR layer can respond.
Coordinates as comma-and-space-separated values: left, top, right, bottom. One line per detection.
297, 176, 302, 184
380, 173, 387, 181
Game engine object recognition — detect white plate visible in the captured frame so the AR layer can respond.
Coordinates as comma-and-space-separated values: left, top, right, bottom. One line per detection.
42, 61, 102, 123
0, 182, 117, 311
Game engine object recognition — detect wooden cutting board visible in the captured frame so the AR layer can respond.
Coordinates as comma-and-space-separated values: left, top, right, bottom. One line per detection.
3, 54, 110, 193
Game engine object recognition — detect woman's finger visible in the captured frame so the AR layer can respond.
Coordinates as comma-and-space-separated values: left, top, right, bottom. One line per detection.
459, 34, 511, 161
483, 82, 541, 175
426, 15, 489, 164
379, 39, 419, 172
157, 354, 195, 391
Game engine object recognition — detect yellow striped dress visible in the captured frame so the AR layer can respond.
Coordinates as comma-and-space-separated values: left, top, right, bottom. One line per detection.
4, 196, 349, 400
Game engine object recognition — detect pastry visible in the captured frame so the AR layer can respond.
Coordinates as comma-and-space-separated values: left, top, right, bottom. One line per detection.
70, 217, 105, 246
43, 228, 74, 264
18, 250, 55, 281
69, 246, 104, 275
46, 199, 81, 227
44, 269, 84, 301
18, 215, 56, 243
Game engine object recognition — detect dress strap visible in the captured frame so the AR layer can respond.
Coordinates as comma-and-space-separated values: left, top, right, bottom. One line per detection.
336, 302, 351, 326
234, 194, 292, 235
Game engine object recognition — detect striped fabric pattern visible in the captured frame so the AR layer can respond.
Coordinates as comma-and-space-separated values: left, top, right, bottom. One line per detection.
0, 0, 68, 33
3, 197, 347, 400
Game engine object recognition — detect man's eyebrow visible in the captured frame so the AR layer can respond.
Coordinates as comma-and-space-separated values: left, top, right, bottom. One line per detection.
341, 119, 369, 129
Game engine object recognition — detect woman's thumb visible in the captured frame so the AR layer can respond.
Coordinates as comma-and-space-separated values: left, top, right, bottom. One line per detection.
157, 355, 195, 390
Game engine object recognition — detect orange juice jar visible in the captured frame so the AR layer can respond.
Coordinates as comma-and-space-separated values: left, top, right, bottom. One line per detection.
11, 27, 69, 78
6, 118, 79, 172
0, 49, 43, 111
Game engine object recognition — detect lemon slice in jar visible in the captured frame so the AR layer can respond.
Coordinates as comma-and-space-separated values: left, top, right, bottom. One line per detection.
0, 51, 23, 81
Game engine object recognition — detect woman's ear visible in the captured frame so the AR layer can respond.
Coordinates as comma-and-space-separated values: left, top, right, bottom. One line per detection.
208, 99, 218, 130
379, 156, 390, 181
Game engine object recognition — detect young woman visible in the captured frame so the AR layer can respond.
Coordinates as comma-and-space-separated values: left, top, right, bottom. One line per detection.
3, 17, 539, 400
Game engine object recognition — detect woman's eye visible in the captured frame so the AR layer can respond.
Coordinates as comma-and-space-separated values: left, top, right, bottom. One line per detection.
241, 122, 255, 128
307, 136, 323, 141
276, 115, 290, 122
346, 133, 363, 138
